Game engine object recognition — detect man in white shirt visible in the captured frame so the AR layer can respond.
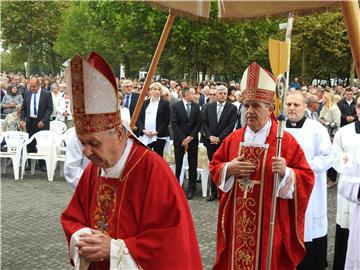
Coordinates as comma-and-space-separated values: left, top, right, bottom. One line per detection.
19, 77, 53, 171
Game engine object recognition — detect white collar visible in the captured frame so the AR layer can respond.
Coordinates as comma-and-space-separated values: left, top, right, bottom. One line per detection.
182, 99, 191, 106
150, 97, 160, 103
217, 101, 225, 106
101, 138, 133, 179
244, 119, 272, 144
33, 88, 41, 95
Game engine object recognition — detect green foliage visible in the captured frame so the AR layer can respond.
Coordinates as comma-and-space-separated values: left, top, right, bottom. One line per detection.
1, 1, 354, 83
1, 1, 69, 74
55, 1, 166, 78
291, 10, 352, 83
1, 51, 25, 73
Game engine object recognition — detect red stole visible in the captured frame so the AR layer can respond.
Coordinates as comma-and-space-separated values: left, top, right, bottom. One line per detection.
230, 142, 269, 269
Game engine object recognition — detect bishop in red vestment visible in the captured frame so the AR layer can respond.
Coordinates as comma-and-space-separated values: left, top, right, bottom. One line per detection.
60, 52, 202, 270
209, 63, 314, 270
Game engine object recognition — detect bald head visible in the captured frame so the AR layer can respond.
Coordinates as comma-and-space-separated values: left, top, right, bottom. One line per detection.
29, 77, 41, 93
285, 91, 307, 122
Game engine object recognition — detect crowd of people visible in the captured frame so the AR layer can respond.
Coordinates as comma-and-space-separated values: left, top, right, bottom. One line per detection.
1, 65, 360, 269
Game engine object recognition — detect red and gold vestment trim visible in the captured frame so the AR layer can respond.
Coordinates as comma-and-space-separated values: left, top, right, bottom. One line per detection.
70, 55, 120, 134
230, 143, 269, 270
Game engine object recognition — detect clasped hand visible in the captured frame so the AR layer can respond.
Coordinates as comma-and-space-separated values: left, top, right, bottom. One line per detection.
182, 136, 193, 147
76, 229, 112, 263
209, 135, 220, 145
226, 154, 256, 178
143, 130, 157, 137
226, 155, 286, 179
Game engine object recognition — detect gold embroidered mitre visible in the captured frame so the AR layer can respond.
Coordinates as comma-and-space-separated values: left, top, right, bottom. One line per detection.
241, 62, 276, 104
65, 52, 120, 134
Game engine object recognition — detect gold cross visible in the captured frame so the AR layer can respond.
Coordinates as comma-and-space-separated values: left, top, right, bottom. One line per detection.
343, 155, 349, 164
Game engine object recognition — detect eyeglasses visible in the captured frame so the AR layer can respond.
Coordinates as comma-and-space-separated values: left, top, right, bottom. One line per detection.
209, 93, 216, 96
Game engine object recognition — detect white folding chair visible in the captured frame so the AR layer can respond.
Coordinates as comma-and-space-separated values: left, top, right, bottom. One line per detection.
163, 140, 176, 173
21, 130, 57, 181
62, 127, 75, 145
52, 128, 75, 177
0, 131, 29, 180
182, 143, 209, 197
50, 120, 67, 135
197, 143, 209, 197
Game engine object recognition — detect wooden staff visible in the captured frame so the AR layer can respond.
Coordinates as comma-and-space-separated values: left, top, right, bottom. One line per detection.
266, 74, 287, 270
341, 1, 360, 79
130, 13, 175, 130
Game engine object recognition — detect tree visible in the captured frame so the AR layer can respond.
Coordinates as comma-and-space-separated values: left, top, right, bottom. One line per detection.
1, 1, 69, 75
291, 10, 352, 84
55, 1, 166, 78
2, 1, 353, 83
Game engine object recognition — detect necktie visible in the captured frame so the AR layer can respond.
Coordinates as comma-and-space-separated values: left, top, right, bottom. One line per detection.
186, 103, 191, 118
217, 103, 223, 122
33, 92, 37, 116
236, 107, 242, 129
125, 95, 130, 109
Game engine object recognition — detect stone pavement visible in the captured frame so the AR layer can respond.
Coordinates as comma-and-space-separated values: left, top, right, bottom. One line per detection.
1, 170, 337, 270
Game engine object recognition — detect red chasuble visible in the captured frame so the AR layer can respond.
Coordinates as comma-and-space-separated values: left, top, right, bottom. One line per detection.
209, 119, 314, 270
61, 140, 202, 270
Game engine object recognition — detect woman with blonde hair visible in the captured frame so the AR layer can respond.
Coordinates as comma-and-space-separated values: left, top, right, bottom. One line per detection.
320, 91, 341, 138
320, 91, 341, 188
137, 82, 170, 157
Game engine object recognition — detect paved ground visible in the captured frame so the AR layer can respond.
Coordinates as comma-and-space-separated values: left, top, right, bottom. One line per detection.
1, 169, 337, 270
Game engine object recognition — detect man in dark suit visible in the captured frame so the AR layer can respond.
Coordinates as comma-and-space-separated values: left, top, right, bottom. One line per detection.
337, 87, 357, 127
122, 80, 140, 117
20, 77, 53, 171
201, 85, 237, 201
171, 87, 201, 200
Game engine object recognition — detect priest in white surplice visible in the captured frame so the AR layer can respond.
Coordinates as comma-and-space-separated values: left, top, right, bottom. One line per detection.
334, 93, 360, 270
285, 91, 334, 270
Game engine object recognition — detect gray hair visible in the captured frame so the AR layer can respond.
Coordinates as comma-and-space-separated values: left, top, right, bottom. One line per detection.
162, 87, 170, 96
122, 79, 133, 86
307, 94, 319, 105
234, 90, 242, 98
50, 83, 59, 91
216, 85, 227, 92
